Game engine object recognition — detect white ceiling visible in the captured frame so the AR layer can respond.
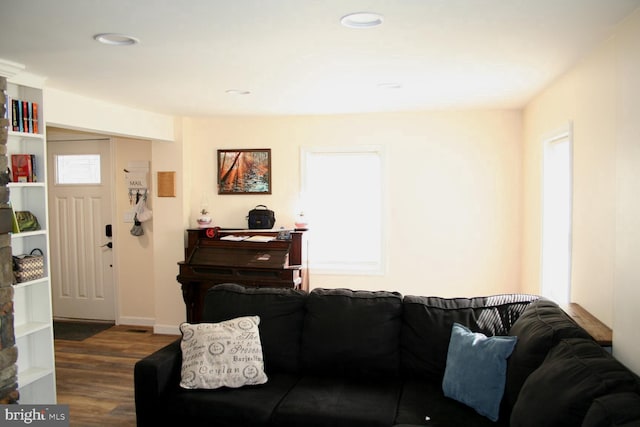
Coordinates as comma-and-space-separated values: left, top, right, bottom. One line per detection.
1, 0, 639, 116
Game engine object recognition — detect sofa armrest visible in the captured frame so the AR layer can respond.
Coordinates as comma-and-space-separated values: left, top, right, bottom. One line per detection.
134, 338, 182, 427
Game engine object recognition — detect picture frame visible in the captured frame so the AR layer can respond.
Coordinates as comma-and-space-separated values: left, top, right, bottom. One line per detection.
217, 149, 271, 194
157, 171, 176, 197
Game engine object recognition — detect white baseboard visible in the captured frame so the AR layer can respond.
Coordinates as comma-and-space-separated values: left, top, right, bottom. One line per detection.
117, 316, 181, 335
153, 324, 181, 335
117, 316, 155, 327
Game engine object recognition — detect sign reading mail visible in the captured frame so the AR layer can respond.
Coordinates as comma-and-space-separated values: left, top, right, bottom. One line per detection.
126, 172, 147, 189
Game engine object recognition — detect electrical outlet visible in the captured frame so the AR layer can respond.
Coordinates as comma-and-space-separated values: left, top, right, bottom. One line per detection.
123, 211, 135, 223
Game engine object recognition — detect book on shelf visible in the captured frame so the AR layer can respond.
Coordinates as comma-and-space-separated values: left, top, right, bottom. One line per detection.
23, 100, 29, 133
11, 154, 35, 183
12, 99, 20, 131
9, 204, 20, 234
32, 102, 38, 133
9, 97, 39, 134
31, 154, 37, 181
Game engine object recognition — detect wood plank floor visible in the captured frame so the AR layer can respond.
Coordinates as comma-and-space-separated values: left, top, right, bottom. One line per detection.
54, 325, 178, 427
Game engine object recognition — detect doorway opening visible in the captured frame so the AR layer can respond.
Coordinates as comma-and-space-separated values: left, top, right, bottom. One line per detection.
541, 126, 573, 305
47, 128, 115, 321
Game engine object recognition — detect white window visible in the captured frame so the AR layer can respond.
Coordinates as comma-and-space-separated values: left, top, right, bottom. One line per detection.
301, 146, 385, 275
55, 154, 101, 184
541, 126, 573, 305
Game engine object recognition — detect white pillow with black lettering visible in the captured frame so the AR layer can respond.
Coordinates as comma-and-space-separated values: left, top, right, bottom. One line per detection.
179, 316, 268, 389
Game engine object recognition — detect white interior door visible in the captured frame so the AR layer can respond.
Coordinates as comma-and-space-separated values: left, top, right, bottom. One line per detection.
47, 138, 115, 320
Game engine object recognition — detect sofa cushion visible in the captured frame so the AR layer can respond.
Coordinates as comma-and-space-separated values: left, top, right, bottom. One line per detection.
395, 379, 509, 427
504, 298, 593, 410
201, 283, 307, 374
582, 392, 640, 427
300, 288, 403, 378
442, 323, 517, 422
165, 372, 300, 427
401, 294, 536, 381
271, 375, 402, 427
510, 338, 640, 427
179, 317, 268, 389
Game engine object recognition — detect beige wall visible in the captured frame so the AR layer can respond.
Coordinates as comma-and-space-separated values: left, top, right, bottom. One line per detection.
113, 137, 155, 325
150, 119, 189, 333
521, 47, 618, 321
183, 110, 523, 298
110, 126, 189, 334
612, 9, 640, 376
45, 88, 175, 141
522, 8, 640, 373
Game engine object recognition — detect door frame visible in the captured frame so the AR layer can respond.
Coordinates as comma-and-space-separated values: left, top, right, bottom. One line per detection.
540, 122, 573, 306
46, 127, 120, 323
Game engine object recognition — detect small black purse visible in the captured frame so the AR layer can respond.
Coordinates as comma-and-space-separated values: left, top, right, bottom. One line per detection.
247, 205, 276, 229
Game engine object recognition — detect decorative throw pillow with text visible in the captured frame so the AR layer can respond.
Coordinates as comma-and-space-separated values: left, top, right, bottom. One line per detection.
179, 316, 268, 389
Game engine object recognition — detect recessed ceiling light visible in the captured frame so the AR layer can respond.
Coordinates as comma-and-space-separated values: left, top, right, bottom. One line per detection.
225, 89, 251, 95
340, 12, 384, 29
93, 33, 139, 46
378, 82, 403, 89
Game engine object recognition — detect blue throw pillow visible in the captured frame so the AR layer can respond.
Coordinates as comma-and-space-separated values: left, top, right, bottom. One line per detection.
442, 323, 517, 421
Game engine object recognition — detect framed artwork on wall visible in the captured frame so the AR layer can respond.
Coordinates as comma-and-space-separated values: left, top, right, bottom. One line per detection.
217, 149, 271, 194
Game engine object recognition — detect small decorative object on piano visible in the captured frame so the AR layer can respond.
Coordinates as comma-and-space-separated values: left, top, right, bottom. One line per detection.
197, 209, 213, 228
294, 212, 308, 230
13, 248, 45, 283
247, 205, 275, 229
277, 229, 291, 240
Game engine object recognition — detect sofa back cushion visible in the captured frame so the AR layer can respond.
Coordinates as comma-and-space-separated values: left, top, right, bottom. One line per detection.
401, 294, 536, 381
510, 338, 640, 427
504, 298, 593, 410
582, 392, 640, 427
201, 283, 308, 374
300, 288, 403, 378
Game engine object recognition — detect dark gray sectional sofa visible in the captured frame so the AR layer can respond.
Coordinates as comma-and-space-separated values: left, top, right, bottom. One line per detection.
134, 283, 640, 427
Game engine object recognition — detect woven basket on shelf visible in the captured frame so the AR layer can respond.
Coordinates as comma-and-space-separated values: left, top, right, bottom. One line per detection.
13, 248, 44, 283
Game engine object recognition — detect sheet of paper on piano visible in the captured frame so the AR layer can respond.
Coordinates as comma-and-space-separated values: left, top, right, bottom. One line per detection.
220, 235, 248, 241
245, 235, 276, 242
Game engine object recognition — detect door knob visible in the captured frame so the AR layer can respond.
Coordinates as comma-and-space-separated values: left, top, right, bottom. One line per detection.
101, 242, 113, 249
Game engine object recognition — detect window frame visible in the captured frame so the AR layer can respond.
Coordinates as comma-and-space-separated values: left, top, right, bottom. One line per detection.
300, 145, 387, 276
54, 153, 102, 185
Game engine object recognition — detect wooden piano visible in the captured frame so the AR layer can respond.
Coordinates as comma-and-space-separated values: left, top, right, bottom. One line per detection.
177, 228, 308, 322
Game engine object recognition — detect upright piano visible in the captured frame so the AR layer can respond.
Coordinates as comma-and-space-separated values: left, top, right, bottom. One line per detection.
177, 228, 308, 322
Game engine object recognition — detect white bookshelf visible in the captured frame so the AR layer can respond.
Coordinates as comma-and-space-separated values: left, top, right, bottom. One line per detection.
6, 72, 56, 404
